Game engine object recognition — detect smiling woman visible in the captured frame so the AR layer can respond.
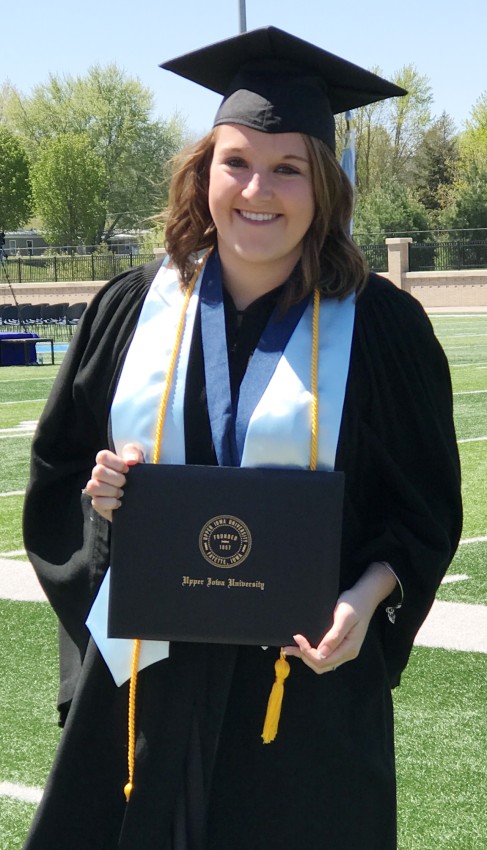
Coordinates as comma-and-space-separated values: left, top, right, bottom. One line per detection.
22, 25, 461, 850
207, 126, 315, 307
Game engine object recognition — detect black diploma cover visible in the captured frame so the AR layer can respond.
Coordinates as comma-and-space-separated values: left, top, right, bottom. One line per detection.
109, 464, 344, 647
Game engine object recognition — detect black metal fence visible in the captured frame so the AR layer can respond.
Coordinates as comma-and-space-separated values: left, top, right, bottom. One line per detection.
409, 241, 487, 272
2, 241, 487, 284
0, 252, 157, 284
359, 243, 388, 273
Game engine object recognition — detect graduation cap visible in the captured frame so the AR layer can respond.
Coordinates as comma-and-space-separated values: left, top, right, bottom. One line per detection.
161, 26, 406, 152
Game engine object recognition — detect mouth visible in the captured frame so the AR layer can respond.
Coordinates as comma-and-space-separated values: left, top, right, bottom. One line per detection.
237, 210, 280, 222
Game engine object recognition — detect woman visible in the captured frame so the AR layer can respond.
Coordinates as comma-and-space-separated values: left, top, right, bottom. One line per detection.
23, 27, 462, 850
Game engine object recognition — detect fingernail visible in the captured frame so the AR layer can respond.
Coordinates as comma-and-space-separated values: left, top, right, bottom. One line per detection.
318, 651, 328, 660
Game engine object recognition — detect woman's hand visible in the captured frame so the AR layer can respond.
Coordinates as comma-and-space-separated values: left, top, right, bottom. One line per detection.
84, 443, 145, 522
283, 561, 397, 674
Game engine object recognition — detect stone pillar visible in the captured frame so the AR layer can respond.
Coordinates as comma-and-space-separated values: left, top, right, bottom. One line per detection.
385, 238, 412, 288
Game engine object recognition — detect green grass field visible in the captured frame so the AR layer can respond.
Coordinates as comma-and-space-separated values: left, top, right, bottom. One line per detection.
0, 316, 486, 850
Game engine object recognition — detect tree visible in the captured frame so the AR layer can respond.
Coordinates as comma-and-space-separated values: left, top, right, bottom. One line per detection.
31, 134, 107, 246
354, 178, 431, 243
4, 65, 187, 242
0, 126, 32, 231
440, 93, 487, 233
388, 65, 433, 177
412, 113, 458, 213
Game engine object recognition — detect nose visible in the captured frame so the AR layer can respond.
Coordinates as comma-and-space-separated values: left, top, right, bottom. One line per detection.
241, 171, 272, 201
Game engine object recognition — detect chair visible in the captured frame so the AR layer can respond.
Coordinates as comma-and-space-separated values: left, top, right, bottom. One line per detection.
0, 305, 21, 329
41, 303, 69, 338
19, 304, 41, 332
66, 302, 87, 335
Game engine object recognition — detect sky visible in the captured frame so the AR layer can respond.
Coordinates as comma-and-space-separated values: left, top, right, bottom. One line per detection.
1, 0, 485, 137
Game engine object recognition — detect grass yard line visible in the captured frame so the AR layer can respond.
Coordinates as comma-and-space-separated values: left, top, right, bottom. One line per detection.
0, 375, 51, 384
0, 782, 42, 805
0, 399, 46, 406
459, 535, 487, 544
450, 362, 487, 367
0, 433, 35, 440
441, 331, 487, 342
0, 426, 37, 435
0, 549, 26, 557
441, 574, 468, 584
457, 436, 487, 443
0, 490, 25, 497
452, 389, 487, 395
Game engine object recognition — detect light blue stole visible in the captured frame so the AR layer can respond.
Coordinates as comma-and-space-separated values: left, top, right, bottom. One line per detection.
86, 258, 356, 685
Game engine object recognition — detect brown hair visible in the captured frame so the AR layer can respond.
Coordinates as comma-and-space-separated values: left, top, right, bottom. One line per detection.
164, 128, 368, 303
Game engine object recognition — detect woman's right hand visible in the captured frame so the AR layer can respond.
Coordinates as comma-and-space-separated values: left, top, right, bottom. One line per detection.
84, 443, 145, 522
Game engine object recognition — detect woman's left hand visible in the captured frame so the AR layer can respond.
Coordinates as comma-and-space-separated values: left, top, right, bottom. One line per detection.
283, 561, 397, 674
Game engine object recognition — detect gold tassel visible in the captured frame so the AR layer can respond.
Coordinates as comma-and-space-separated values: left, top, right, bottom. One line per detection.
261, 649, 290, 744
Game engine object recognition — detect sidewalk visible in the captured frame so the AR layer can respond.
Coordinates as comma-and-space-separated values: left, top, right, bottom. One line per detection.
1, 556, 486, 654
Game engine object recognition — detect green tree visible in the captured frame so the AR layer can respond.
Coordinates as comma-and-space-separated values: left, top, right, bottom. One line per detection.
412, 112, 458, 213
354, 178, 431, 242
388, 65, 433, 176
31, 133, 107, 246
4, 65, 187, 242
440, 93, 487, 233
0, 126, 32, 231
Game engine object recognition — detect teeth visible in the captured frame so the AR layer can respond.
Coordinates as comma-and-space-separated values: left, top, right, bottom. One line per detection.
239, 211, 277, 221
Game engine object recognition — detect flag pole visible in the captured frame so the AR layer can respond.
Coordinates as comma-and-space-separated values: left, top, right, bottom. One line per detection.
238, 0, 247, 32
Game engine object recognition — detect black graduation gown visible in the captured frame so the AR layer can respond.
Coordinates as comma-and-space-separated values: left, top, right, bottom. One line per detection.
22, 261, 462, 850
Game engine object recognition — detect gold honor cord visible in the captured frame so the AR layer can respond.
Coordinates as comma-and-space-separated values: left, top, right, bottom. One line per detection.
124, 271, 320, 798
124, 257, 205, 802
261, 287, 320, 744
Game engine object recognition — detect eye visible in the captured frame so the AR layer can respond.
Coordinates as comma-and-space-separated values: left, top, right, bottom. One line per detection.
275, 164, 301, 175
225, 157, 247, 168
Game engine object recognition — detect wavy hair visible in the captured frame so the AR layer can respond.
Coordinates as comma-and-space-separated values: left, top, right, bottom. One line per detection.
164, 128, 368, 303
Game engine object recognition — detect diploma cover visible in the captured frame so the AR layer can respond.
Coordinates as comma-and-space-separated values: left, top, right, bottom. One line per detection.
109, 463, 344, 647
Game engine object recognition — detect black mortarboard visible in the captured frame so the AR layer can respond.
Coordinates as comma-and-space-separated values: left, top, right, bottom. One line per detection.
160, 26, 406, 152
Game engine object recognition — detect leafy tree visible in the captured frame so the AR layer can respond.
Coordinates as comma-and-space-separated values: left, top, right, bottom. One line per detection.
31, 133, 107, 246
0, 126, 32, 231
412, 113, 458, 213
388, 66, 433, 176
354, 178, 431, 243
4, 65, 187, 242
439, 93, 487, 233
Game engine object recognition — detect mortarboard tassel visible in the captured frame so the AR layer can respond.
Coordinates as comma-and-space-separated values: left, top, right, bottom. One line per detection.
261, 649, 290, 743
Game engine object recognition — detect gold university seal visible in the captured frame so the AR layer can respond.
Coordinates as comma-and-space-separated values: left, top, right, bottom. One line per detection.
199, 515, 252, 568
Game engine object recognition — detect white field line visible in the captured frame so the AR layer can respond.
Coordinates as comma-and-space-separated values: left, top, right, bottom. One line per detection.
0, 490, 25, 497
457, 436, 487, 443
0, 399, 46, 406
440, 333, 487, 338
0, 781, 42, 805
459, 535, 487, 545
451, 362, 487, 368
0, 377, 52, 386
442, 574, 469, 584
0, 424, 37, 435
453, 389, 487, 395
0, 432, 35, 440
0, 549, 25, 557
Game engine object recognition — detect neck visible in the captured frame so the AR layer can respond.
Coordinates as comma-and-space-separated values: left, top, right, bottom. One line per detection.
217, 245, 297, 310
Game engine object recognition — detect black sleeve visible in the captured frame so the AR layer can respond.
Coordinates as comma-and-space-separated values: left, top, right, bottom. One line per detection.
337, 275, 462, 686
23, 262, 158, 716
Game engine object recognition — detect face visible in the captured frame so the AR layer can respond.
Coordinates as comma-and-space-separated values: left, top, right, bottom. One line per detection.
208, 124, 315, 286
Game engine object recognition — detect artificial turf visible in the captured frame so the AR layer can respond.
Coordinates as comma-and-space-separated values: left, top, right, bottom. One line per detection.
0, 315, 486, 850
